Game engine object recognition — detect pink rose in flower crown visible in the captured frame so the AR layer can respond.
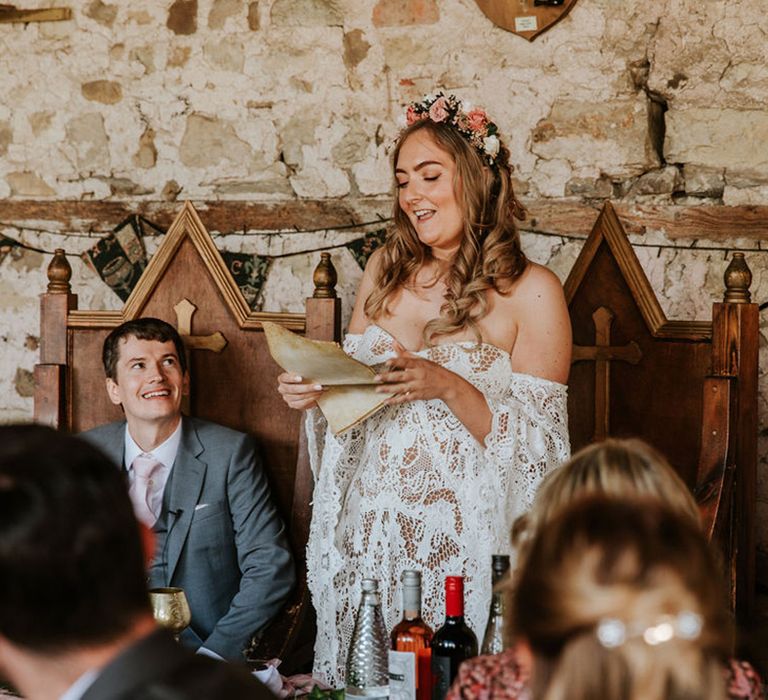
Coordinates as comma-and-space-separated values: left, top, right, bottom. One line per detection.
428, 96, 449, 123
467, 108, 488, 132
406, 105, 421, 126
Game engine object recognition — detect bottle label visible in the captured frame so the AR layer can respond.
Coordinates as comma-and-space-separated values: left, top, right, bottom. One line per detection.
431, 655, 451, 700
389, 650, 416, 700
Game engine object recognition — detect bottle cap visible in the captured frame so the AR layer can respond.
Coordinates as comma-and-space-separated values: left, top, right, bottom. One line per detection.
401, 570, 421, 587
445, 575, 463, 593
492, 555, 510, 574
361, 578, 379, 593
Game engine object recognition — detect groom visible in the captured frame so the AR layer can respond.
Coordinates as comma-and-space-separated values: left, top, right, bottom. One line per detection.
82, 317, 294, 662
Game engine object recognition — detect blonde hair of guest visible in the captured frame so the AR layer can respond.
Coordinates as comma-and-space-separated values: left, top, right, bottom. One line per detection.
511, 496, 729, 700
511, 438, 701, 560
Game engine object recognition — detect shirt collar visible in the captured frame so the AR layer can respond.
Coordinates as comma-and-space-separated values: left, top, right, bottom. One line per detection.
58, 668, 99, 700
124, 420, 183, 471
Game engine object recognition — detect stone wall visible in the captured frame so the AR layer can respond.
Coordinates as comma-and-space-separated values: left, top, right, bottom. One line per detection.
1, 0, 767, 569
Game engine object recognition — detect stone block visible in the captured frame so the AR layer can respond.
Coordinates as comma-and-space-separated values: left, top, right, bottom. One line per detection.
331, 123, 370, 167
665, 108, 768, 175
290, 166, 350, 198
683, 164, 724, 198
179, 113, 253, 168
65, 113, 109, 171
130, 46, 155, 74
82, 80, 123, 105
372, 0, 439, 27
344, 30, 370, 71
0, 122, 10, 157
247, 2, 259, 30
168, 0, 197, 35
7, 172, 55, 197
85, 0, 117, 27
28, 112, 54, 137
134, 127, 157, 169
208, 0, 242, 29
565, 176, 613, 199
722, 185, 768, 207
532, 158, 573, 198
271, 0, 342, 26
14, 367, 34, 398
204, 38, 244, 72
626, 166, 682, 197
353, 152, 392, 196
167, 46, 192, 68
531, 97, 659, 177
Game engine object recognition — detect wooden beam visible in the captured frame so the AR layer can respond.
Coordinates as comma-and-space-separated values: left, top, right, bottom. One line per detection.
0, 198, 767, 240
0, 6, 71, 23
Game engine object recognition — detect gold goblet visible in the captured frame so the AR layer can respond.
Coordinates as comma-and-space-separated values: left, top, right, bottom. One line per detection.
149, 587, 192, 641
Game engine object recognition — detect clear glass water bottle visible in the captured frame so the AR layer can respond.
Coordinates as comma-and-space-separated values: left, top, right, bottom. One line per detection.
346, 578, 390, 699
480, 554, 510, 655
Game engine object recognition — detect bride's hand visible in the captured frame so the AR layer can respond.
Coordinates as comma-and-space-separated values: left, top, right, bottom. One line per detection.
277, 372, 324, 411
374, 341, 461, 405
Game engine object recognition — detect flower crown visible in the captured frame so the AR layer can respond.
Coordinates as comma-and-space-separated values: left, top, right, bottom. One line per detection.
405, 93, 503, 166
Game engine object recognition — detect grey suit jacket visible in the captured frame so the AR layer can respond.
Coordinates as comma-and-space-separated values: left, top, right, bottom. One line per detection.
80, 629, 274, 700
82, 417, 295, 660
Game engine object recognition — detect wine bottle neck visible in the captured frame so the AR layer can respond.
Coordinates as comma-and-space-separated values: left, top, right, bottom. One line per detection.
444, 575, 465, 617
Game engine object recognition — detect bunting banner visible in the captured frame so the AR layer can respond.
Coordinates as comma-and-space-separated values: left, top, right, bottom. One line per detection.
345, 228, 388, 270
80, 216, 148, 302
220, 251, 272, 311
2, 221, 391, 304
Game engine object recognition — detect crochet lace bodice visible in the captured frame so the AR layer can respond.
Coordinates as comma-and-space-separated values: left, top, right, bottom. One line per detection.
305, 324, 570, 685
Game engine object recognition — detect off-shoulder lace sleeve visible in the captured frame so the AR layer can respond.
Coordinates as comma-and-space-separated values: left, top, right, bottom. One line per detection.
484, 374, 570, 513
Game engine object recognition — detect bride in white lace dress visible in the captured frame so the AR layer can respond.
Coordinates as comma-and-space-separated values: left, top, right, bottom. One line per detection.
278, 94, 571, 686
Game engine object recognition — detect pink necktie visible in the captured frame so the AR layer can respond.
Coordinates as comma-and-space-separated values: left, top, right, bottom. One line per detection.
129, 454, 163, 527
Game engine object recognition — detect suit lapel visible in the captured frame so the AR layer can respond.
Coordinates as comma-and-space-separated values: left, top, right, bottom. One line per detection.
164, 417, 206, 582
100, 421, 127, 471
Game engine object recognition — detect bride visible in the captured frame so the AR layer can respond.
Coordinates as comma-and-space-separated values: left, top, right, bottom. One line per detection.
277, 93, 572, 685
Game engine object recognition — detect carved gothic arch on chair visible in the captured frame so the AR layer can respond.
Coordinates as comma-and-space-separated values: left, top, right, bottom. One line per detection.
565, 202, 758, 618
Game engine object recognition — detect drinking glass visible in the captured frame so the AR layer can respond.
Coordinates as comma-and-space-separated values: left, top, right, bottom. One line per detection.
149, 586, 192, 641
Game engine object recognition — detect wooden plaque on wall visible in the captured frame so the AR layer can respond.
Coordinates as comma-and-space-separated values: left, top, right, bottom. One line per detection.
474, 0, 579, 41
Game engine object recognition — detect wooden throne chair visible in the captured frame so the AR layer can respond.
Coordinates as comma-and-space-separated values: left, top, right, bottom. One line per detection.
565, 202, 759, 618
33, 201, 341, 672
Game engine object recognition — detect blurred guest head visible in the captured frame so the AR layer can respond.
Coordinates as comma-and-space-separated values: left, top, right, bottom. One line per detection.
0, 424, 150, 653
510, 496, 729, 700
512, 438, 700, 558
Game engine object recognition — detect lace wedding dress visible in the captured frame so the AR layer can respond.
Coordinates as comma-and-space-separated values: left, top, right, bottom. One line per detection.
305, 324, 570, 686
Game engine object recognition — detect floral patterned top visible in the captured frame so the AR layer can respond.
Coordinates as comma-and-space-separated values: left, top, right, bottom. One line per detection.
446, 649, 764, 700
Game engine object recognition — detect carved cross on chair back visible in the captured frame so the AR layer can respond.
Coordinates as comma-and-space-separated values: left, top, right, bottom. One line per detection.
572, 306, 642, 441
172, 298, 228, 414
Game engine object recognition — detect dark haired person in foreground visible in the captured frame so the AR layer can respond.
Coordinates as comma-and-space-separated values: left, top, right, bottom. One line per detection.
82, 317, 293, 661
0, 425, 273, 700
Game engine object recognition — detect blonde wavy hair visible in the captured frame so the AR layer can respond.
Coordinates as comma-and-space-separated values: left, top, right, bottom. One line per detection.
511, 438, 701, 560
511, 496, 730, 700
364, 118, 527, 345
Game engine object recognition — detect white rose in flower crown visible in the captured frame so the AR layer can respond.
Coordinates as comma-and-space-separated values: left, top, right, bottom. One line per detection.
483, 135, 500, 158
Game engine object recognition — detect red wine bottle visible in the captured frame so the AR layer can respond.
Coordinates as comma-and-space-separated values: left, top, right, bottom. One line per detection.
430, 576, 478, 700
390, 570, 433, 700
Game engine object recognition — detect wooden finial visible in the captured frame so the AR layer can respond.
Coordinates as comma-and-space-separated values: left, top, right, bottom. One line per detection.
313, 252, 337, 299
723, 252, 752, 304
47, 249, 72, 294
